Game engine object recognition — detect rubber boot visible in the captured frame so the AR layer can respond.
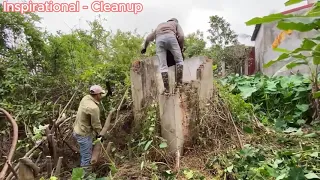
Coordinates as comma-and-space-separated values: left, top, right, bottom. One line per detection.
161, 72, 170, 96
176, 64, 183, 88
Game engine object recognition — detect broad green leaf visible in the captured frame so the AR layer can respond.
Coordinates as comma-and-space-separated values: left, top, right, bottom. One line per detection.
264, 53, 290, 68
273, 47, 291, 53
71, 168, 84, 180
283, 127, 299, 133
313, 46, 320, 64
301, 38, 317, 50
277, 17, 320, 32
297, 119, 306, 125
276, 174, 286, 180
144, 140, 153, 151
309, 152, 319, 157
266, 80, 278, 91
238, 85, 257, 99
285, 0, 304, 6
313, 56, 320, 64
292, 53, 307, 60
305, 172, 320, 179
246, 13, 293, 26
288, 167, 305, 180
312, 35, 320, 41
226, 165, 233, 173
307, 3, 320, 16
243, 126, 254, 134
271, 159, 283, 168
286, 60, 307, 69
296, 104, 309, 112
292, 128, 304, 136
313, 91, 320, 98
184, 170, 194, 179
303, 133, 317, 138
159, 142, 168, 148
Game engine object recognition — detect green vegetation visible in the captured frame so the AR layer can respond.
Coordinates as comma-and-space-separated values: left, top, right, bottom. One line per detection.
1, 0, 320, 179
221, 74, 312, 128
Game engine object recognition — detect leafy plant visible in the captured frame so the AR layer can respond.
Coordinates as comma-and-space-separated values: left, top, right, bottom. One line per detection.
220, 73, 312, 128
245, 1, 320, 123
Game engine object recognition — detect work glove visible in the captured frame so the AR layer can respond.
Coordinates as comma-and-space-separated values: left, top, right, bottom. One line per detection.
96, 134, 103, 142
141, 48, 146, 54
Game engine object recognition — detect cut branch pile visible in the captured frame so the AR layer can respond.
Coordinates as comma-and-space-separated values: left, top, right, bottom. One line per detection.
1, 93, 79, 180
183, 85, 245, 153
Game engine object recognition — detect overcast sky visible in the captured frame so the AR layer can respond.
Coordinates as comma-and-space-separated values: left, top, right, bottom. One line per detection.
3, 0, 307, 46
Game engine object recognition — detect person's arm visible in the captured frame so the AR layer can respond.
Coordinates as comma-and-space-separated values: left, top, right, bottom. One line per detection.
90, 107, 102, 135
143, 30, 156, 50
176, 24, 185, 49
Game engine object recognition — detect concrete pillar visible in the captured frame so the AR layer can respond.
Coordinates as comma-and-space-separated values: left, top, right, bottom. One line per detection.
221, 60, 226, 77
130, 56, 213, 155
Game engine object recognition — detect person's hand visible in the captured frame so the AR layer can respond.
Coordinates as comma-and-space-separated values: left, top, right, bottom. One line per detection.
96, 134, 103, 142
141, 48, 146, 54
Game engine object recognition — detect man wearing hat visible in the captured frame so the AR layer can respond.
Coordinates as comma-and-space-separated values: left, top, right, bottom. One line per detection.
141, 18, 185, 96
73, 85, 106, 171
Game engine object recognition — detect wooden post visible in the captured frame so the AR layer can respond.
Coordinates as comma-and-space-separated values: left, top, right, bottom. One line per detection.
54, 157, 63, 177
46, 156, 52, 178
90, 110, 115, 165
221, 60, 226, 77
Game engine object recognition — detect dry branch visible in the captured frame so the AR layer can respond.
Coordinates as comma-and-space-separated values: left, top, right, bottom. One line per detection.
58, 91, 77, 120
227, 111, 244, 149
6, 139, 44, 180
35, 152, 42, 165
90, 109, 115, 165
19, 157, 40, 177
91, 89, 128, 165
0, 108, 18, 180
2, 157, 18, 180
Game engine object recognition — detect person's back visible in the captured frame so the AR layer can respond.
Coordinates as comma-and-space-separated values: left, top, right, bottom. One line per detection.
154, 21, 180, 37
73, 95, 100, 136
73, 85, 105, 172
141, 18, 185, 95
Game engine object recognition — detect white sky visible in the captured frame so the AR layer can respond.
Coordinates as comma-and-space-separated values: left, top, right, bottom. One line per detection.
2, 0, 308, 46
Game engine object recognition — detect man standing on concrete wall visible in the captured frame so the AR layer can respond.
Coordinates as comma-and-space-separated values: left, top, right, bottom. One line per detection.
73, 85, 106, 173
141, 18, 185, 95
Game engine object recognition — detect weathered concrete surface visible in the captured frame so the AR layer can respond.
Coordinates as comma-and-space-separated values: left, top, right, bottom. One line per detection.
131, 56, 213, 154
254, 5, 316, 76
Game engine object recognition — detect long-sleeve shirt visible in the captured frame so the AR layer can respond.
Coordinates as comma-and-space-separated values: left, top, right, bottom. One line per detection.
73, 95, 102, 137
144, 21, 184, 49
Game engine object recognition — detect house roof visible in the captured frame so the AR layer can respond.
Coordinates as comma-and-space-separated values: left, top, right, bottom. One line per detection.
251, 3, 314, 41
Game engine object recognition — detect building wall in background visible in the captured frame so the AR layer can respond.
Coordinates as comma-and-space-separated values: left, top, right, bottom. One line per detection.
254, 5, 318, 76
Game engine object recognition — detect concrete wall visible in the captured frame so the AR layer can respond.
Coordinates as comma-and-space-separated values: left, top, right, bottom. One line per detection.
254, 7, 318, 76
130, 56, 213, 155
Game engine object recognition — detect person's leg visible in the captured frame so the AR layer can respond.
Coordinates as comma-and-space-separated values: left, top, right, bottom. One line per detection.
156, 36, 170, 95
167, 35, 184, 88
73, 133, 93, 167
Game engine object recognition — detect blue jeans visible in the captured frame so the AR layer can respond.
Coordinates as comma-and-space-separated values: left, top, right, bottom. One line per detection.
73, 133, 93, 167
